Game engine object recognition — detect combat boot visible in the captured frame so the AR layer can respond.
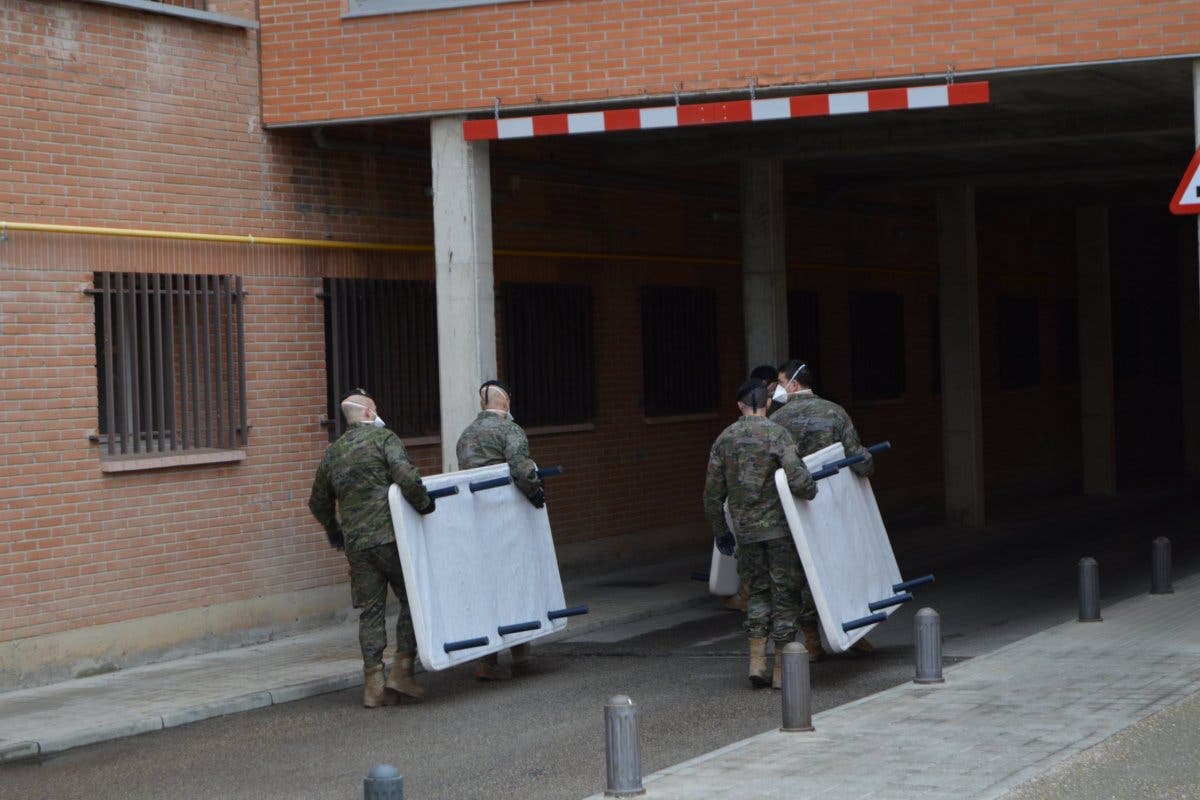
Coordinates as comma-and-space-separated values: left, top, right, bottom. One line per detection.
723, 586, 748, 612
474, 653, 512, 681
851, 636, 874, 654
748, 637, 770, 687
511, 643, 533, 673
771, 640, 792, 690
799, 623, 825, 663
362, 665, 386, 708
385, 653, 425, 702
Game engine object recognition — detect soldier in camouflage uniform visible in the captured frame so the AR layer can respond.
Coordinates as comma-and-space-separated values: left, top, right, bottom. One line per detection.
704, 379, 817, 688
772, 359, 875, 659
455, 379, 544, 680
308, 389, 435, 708
719, 364, 784, 615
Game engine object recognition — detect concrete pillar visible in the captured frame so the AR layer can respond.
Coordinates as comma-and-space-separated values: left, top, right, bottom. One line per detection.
431, 116, 496, 472
1184, 60, 1200, 475
937, 185, 985, 526
1075, 207, 1117, 495
740, 158, 788, 370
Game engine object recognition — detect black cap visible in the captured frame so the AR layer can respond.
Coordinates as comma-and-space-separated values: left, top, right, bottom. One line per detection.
342, 387, 372, 403
749, 364, 777, 383
736, 379, 765, 406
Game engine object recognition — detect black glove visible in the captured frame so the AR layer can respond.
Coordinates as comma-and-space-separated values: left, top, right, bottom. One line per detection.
325, 526, 344, 551
527, 485, 546, 509
715, 530, 736, 556
418, 496, 436, 515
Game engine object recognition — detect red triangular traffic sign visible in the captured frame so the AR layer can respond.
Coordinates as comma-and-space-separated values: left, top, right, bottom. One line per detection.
1170, 146, 1200, 215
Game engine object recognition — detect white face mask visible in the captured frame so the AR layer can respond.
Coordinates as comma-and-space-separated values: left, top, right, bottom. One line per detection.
372, 414, 386, 428
772, 365, 805, 404
343, 400, 384, 428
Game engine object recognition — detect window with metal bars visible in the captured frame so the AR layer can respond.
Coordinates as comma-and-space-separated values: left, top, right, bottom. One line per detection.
787, 290, 821, 387
91, 272, 247, 456
640, 286, 719, 417
500, 283, 595, 427
321, 278, 439, 441
849, 291, 907, 402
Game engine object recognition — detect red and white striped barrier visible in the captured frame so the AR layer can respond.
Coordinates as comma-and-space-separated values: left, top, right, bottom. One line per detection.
463, 81, 989, 142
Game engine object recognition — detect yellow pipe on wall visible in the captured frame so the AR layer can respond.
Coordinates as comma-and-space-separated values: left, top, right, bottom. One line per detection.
1, 221, 432, 252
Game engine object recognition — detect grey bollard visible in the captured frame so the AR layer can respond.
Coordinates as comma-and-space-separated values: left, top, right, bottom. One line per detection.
1078, 557, 1102, 622
364, 764, 404, 800
914, 607, 945, 684
604, 695, 645, 797
779, 642, 814, 732
1151, 537, 1173, 595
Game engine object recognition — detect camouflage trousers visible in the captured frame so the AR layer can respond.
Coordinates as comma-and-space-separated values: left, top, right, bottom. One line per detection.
347, 542, 416, 668
737, 537, 816, 643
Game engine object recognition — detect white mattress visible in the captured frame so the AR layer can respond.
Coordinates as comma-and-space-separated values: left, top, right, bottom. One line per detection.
777, 442, 904, 653
708, 503, 741, 596
388, 464, 570, 672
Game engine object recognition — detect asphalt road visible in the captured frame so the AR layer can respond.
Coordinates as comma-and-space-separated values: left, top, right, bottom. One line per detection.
3, 488, 1198, 800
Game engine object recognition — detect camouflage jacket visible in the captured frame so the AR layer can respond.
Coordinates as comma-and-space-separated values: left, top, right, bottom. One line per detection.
771, 393, 874, 477
703, 415, 816, 544
455, 411, 540, 498
308, 423, 432, 553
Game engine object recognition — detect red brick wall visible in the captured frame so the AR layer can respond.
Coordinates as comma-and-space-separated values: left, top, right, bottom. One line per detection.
258, 0, 1200, 125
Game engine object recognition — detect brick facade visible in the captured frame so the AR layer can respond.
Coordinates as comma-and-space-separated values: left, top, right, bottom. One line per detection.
258, 0, 1200, 125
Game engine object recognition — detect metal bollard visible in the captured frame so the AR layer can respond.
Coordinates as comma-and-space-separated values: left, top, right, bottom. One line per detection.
779, 642, 814, 732
1151, 537, 1173, 595
914, 607, 944, 684
1078, 557, 1102, 622
364, 764, 404, 800
604, 695, 645, 797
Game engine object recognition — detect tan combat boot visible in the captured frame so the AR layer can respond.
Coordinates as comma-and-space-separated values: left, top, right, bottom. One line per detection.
474, 652, 512, 681
771, 640, 791, 690
723, 586, 748, 612
748, 637, 770, 687
511, 643, 533, 673
362, 665, 386, 708
799, 623, 826, 663
385, 653, 425, 702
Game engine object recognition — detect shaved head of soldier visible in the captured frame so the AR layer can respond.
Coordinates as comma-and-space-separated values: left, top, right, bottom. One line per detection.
340, 390, 378, 424
478, 380, 511, 413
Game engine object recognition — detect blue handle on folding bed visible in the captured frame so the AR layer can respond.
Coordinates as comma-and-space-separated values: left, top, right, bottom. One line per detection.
690, 571, 710, 582
892, 574, 935, 593
547, 605, 589, 620
468, 476, 512, 492
498, 620, 542, 636
868, 592, 913, 612
469, 466, 566, 493
443, 636, 489, 653
427, 485, 460, 500
842, 612, 887, 632
813, 441, 893, 481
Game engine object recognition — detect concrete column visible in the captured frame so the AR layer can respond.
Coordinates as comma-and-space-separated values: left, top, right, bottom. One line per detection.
740, 158, 788, 370
1184, 60, 1200, 475
431, 116, 496, 472
937, 185, 985, 526
1075, 207, 1117, 495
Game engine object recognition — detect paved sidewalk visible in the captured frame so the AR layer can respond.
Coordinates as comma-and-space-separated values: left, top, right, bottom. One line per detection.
584, 572, 1200, 800
0, 556, 711, 763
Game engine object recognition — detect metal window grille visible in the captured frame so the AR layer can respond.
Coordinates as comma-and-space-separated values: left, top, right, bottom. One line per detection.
640, 286, 719, 417
998, 296, 1042, 389
91, 272, 247, 456
850, 291, 907, 401
1055, 298, 1080, 384
500, 283, 595, 427
321, 278, 439, 440
787, 290, 821, 386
